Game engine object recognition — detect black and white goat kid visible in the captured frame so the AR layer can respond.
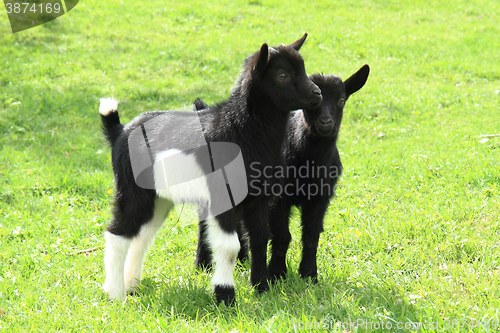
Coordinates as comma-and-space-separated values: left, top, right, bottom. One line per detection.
99, 34, 322, 305
194, 65, 370, 284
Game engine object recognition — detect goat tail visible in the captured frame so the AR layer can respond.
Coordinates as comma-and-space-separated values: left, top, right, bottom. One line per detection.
99, 98, 123, 146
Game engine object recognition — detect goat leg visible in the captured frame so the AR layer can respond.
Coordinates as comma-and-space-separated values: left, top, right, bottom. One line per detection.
244, 203, 271, 293
298, 200, 329, 282
268, 201, 292, 282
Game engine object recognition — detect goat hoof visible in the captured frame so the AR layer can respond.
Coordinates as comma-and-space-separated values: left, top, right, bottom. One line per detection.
269, 275, 285, 285
309, 276, 319, 284
214, 285, 236, 306
268, 264, 287, 283
269, 270, 286, 284
104, 289, 127, 301
255, 280, 270, 294
103, 281, 127, 301
128, 288, 139, 296
300, 272, 318, 284
196, 261, 213, 272
195, 255, 213, 271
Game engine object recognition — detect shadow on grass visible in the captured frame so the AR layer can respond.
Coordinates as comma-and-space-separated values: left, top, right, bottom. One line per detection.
130, 267, 422, 331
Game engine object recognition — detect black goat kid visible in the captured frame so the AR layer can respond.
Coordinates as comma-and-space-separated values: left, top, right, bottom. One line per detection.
194, 65, 370, 285
99, 34, 322, 305
268, 65, 370, 282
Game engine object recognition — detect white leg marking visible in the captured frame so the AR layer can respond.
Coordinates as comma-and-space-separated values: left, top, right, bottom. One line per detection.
103, 231, 131, 300
206, 218, 240, 289
124, 199, 172, 291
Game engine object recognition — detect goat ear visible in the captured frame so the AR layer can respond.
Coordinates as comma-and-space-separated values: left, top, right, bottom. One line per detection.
193, 98, 208, 111
344, 64, 370, 97
253, 43, 269, 77
290, 33, 308, 51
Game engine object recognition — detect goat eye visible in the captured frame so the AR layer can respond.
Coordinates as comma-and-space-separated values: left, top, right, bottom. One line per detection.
338, 98, 346, 107
277, 73, 288, 80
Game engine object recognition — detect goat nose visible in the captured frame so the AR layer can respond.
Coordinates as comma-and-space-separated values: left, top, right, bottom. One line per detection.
312, 87, 322, 95
319, 117, 332, 125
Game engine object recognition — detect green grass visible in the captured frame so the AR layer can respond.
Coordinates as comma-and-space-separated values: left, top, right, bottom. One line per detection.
1, 0, 499, 331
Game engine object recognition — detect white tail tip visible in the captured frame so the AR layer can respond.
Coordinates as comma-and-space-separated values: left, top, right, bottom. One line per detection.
99, 98, 118, 116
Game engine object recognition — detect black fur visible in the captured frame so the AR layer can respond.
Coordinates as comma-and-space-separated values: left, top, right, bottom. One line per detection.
100, 111, 123, 147
268, 65, 370, 282
100, 34, 321, 305
195, 65, 370, 285
193, 98, 208, 111
195, 204, 249, 269
214, 285, 236, 306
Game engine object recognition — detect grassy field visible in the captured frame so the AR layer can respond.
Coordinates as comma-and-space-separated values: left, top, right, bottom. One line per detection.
1, 0, 499, 331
